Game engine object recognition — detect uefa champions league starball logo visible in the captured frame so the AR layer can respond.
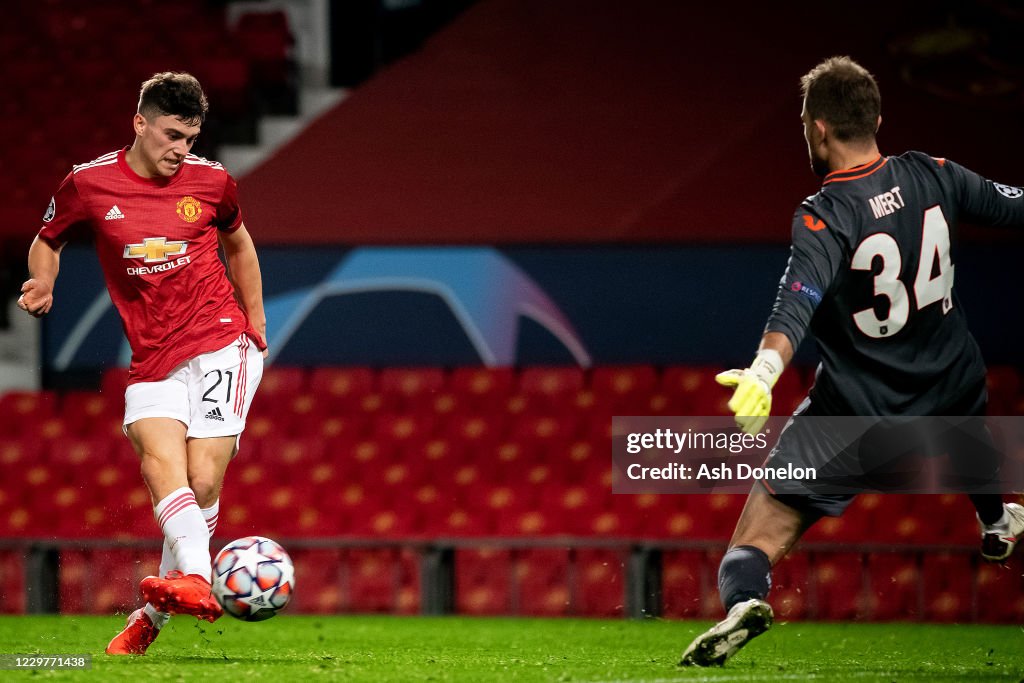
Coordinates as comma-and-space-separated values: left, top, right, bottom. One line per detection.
993, 183, 1023, 199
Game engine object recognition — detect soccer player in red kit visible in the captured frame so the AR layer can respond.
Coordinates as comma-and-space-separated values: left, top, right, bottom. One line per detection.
18, 72, 268, 655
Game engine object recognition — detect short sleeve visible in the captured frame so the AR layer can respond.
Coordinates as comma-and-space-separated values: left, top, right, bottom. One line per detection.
215, 173, 243, 232
37, 172, 91, 248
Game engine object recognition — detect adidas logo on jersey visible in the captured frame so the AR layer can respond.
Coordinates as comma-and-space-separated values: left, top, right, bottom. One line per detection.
205, 407, 225, 421
105, 205, 125, 221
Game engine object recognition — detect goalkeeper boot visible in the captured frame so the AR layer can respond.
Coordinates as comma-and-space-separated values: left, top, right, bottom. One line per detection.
141, 570, 223, 622
679, 598, 773, 667
105, 608, 160, 655
980, 502, 1024, 562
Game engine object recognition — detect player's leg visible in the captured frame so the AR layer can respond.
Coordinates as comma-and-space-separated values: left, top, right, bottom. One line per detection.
186, 434, 235, 540
940, 386, 1024, 561
680, 482, 817, 667
178, 334, 263, 587
128, 417, 214, 578
107, 375, 196, 655
136, 433, 232, 613
130, 417, 224, 622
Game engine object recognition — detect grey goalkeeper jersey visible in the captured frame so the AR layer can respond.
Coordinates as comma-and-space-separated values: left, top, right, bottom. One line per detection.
766, 152, 1024, 416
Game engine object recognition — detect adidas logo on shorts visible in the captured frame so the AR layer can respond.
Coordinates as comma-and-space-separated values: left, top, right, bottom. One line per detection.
205, 407, 225, 421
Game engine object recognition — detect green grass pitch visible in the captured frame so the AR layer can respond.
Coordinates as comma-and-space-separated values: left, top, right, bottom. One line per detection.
0, 615, 1022, 681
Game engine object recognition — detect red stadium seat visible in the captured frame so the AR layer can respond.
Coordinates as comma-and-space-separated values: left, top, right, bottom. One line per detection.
811, 552, 865, 620
518, 367, 586, 409
445, 414, 507, 449
771, 552, 809, 620
975, 558, 1024, 623
371, 413, 434, 447
574, 548, 625, 617
257, 366, 306, 399
864, 553, 921, 621
378, 367, 446, 410
661, 550, 707, 618
456, 548, 511, 615
60, 391, 119, 437
309, 367, 375, 409
450, 367, 515, 409
288, 549, 343, 614
346, 548, 418, 613
660, 366, 722, 415
514, 548, 571, 616
0, 391, 58, 437
0, 550, 26, 614
590, 365, 659, 413
922, 552, 972, 623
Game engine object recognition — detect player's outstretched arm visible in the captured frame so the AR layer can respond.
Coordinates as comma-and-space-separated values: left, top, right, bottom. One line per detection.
18, 236, 62, 318
716, 332, 793, 435
219, 223, 268, 355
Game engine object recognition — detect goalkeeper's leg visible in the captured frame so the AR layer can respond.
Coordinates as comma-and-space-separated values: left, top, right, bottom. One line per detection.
680, 483, 818, 667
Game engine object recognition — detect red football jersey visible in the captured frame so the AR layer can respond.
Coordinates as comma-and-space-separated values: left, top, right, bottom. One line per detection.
38, 147, 266, 384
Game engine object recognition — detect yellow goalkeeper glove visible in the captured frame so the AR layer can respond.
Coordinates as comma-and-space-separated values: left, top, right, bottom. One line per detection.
715, 349, 784, 435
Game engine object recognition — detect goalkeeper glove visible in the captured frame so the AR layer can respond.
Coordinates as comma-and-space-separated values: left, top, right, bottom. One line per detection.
715, 349, 784, 435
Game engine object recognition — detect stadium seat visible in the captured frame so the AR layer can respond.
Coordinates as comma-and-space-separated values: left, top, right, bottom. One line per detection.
378, 367, 446, 411
660, 366, 721, 415
309, 367, 375, 410
233, 9, 295, 113
771, 552, 809, 620
811, 552, 865, 620
0, 550, 26, 614
60, 391, 119, 437
663, 550, 713, 619
346, 548, 418, 613
573, 548, 625, 617
456, 548, 511, 615
590, 365, 659, 414
975, 558, 1024, 623
922, 552, 973, 623
0, 390, 58, 437
514, 548, 571, 616
288, 549, 343, 614
450, 367, 515, 410
445, 414, 507, 449
518, 367, 586, 410
865, 553, 922, 621
257, 366, 306, 399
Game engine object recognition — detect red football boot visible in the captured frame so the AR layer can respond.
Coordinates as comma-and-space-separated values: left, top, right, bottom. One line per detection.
105, 608, 160, 655
141, 570, 223, 622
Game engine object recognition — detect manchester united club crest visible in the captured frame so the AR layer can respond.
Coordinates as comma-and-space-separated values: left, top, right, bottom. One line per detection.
176, 196, 203, 223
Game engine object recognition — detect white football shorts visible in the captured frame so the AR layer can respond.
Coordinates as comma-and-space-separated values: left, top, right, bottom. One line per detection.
123, 334, 264, 439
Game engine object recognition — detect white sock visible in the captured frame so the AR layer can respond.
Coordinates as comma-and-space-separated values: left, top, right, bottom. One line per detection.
202, 499, 220, 538
143, 601, 171, 629
153, 487, 211, 582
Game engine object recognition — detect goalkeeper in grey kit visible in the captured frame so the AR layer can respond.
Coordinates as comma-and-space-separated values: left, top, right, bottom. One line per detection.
680, 56, 1024, 667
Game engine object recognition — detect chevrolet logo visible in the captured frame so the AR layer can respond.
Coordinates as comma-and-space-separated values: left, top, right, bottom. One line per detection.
123, 237, 188, 263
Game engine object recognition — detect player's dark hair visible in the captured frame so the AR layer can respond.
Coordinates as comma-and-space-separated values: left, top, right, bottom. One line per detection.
800, 56, 880, 143
137, 72, 209, 126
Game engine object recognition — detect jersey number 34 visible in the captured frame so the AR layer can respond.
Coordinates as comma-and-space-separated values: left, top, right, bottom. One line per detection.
851, 205, 954, 338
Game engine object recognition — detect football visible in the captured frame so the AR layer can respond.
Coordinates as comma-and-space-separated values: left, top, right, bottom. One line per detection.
211, 536, 296, 621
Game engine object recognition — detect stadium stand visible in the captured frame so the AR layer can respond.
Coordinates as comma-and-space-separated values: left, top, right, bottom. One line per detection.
1, 364, 1023, 621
